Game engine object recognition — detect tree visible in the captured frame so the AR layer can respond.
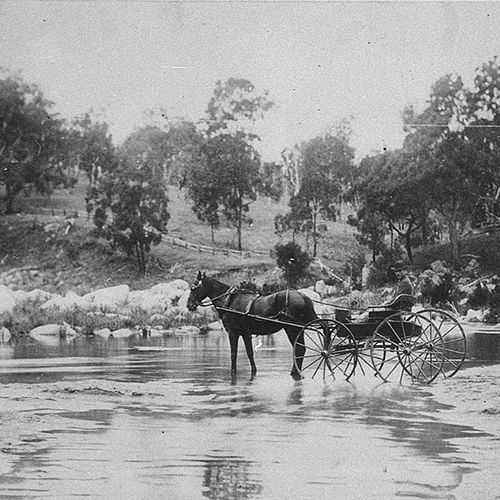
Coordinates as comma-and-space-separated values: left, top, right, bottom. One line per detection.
122, 120, 204, 187
205, 78, 273, 139
279, 131, 355, 257
275, 241, 312, 287
183, 143, 221, 244
466, 57, 500, 226
121, 125, 170, 182
0, 72, 69, 213
86, 158, 169, 274
70, 112, 116, 183
352, 150, 428, 264
184, 78, 273, 248
259, 161, 283, 202
204, 133, 261, 251
402, 71, 494, 265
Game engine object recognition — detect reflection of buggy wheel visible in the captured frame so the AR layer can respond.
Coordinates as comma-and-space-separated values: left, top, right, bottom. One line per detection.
293, 319, 358, 381
416, 309, 466, 378
369, 312, 445, 384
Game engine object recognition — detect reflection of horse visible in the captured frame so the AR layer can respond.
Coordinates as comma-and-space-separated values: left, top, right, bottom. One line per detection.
187, 272, 317, 380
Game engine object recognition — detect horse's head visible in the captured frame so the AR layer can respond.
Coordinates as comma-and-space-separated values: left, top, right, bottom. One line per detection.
187, 271, 209, 311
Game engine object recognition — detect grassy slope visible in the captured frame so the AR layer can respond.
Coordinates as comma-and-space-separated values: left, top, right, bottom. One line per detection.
0, 178, 358, 293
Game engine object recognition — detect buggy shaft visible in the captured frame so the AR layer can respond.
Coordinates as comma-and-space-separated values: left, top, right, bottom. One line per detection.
214, 306, 306, 330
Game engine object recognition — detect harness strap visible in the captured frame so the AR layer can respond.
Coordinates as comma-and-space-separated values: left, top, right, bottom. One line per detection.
221, 286, 238, 310
245, 294, 260, 315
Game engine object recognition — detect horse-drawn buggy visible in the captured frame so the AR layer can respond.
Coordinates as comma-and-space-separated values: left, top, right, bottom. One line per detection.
187, 272, 467, 384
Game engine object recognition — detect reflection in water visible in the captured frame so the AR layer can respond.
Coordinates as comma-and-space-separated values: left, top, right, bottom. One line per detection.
202, 455, 262, 500
0, 328, 499, 498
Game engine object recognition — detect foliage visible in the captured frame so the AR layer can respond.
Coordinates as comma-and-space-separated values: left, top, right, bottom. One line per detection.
0, 71, 70, 213
350, 150, 428, 264
205, 77, 273, 138
69, 112, 116, 182
275, 241, 312, 287
342, 243, 366, 290
205, 133, 262, 251
259, 162, 283, 202
122, 120, 204, 186
86, 158, 170, 274
183, 78, 274, 249
401, 59, 500, 266
279, 130, 355, 256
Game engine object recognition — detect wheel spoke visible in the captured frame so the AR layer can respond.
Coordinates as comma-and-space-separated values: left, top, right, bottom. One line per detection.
304, 330, 324, 351
373, 332, 400, 349
311, 358, 324, 379
295, 341, 324, 355
302, 356, 323, 372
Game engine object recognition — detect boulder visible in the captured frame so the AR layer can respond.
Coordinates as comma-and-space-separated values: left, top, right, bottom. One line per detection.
109, 327, 135, 339
29, 324, 64, 337
0, 285, 16, 316
83, 284, 130, 312
41, 291, 91, 312
127, 289, 164, 315
150, 280, 190, 307
94, 327, 112, 339
466, 308, 488, 322
298, 288, 320, 302
0, 326, 11, 343
315, 280, 328, 298
25, 288, 56, 304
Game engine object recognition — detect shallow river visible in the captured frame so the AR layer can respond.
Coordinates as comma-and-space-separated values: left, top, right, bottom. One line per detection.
0, 329, 499, 499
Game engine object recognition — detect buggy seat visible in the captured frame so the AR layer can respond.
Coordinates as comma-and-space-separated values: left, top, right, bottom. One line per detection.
334, 294, 416, 323
365, 294, 416, 321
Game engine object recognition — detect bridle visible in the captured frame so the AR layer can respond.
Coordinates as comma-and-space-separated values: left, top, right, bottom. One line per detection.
188, 278, 236, 309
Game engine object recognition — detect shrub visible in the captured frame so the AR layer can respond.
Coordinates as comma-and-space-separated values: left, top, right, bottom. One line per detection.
275, 241, 312, 287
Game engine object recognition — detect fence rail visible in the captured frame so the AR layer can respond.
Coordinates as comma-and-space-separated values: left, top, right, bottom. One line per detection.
161, 235, 270, 258
21, 207, 270, 259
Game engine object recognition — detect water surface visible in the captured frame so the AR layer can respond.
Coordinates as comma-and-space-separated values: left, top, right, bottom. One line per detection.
0, 329, 499, 499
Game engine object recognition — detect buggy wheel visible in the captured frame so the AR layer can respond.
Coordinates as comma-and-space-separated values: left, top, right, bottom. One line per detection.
369, 312, 445, 384
417, 309, 466, 378
294, 319, 358, 381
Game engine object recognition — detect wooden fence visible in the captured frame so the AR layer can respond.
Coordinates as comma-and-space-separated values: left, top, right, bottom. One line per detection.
161, 235, 270, 258
23, 207, 270, 259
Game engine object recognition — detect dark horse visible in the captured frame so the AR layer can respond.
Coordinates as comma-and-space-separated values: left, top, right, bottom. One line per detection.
187, 271, 318, 380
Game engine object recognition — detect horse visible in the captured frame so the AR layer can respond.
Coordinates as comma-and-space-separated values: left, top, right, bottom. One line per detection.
187, 271, 318, 380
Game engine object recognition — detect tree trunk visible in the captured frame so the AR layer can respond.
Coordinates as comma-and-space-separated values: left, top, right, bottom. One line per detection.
5, 184, 15, 214
135, 243, 146, 275
448, 220, 460, 268
404, 231, 413, 264
312, 209, 318, 257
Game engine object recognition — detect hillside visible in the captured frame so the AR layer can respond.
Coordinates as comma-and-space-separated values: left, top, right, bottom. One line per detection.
0, 178, 358, 294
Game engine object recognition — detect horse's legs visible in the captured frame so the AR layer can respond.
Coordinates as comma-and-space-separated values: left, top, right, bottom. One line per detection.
242, 333, 257, 377
285, 327, 304, 380
229, 333, 239, 375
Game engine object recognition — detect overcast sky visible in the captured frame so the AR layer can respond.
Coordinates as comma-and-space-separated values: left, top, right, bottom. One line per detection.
1, 1, 499, 161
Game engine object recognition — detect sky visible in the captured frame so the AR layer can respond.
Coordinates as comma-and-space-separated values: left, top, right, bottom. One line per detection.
1, 1, 499, 162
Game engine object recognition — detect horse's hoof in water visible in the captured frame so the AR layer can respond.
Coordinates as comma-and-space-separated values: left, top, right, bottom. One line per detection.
291, 371, 304, 381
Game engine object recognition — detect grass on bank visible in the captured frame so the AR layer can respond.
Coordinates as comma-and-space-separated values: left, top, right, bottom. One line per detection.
1, 177, 359, 294
3, 175, 500, 298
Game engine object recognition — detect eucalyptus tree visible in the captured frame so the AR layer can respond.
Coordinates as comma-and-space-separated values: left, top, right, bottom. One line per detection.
204, 132, 262, 251
184, 78, 274, 249
70, 112, 116, 183
402, 68, 496, 265
86, 157, 169, 274
278, 130, 355, 257
0, 72, 69, 213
